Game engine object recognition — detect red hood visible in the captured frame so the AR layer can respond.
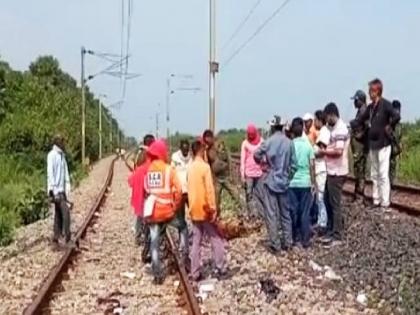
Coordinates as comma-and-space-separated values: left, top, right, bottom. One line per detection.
247, 123, 260, 145
147, 139, 168, 161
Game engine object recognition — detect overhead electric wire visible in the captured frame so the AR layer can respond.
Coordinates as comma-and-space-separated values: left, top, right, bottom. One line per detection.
221, 0, 262, 51
87, 56, 129, 81
223, 0, 293, 68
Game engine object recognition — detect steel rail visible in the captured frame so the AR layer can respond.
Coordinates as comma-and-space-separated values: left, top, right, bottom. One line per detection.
23, 158, 116, 315
124, 158, 202, 315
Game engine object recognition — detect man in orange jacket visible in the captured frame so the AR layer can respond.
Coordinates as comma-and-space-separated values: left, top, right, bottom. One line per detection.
187, 139, 227, 281
145, 139, 182, 284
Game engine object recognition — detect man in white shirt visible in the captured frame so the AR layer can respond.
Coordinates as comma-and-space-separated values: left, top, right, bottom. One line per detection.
47, 134, 72, 247
170, 139, 192, 265
313, 110, 330, 234
319, 103, 350, 245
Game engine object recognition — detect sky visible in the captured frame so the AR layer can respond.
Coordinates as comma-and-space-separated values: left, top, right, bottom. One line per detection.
1, 0, 419, 137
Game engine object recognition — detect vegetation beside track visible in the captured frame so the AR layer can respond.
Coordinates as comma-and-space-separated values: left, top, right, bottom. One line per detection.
218, 125, 420, 185
0, 55, 127, 245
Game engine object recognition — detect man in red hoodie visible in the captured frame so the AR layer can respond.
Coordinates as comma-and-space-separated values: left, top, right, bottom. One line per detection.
128, 135, 155, 248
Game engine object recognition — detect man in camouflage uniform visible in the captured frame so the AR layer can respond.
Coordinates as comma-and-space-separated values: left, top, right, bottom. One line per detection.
349, 90, 369, 203
202, 130, 241, 214
389, 100, 402, 187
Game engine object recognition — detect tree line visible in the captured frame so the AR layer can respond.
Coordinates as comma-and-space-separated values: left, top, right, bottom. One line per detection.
0, 55, 126, 245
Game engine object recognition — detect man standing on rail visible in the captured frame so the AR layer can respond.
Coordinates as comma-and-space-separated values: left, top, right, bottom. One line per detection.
389, 100, 402, 188
188, 139, 227, 281
202, 129, 241, 214
144, 139, 182, 284
356, 79, 400, 211
349, 90, 369, 204
254, 116, 297, 254
171, 139, 192, 266
47, 134, 72, 249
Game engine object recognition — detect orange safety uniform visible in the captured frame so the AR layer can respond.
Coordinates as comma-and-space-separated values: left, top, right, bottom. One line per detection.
145, 160, 182, 223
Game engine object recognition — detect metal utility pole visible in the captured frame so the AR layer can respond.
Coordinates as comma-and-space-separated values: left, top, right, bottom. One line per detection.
98, 94, 106, 160
81, 46, 86, 164
156, 104, 160, 138
165, 75, 173, 144
99, 100, 102, 159
209, 0, 218, 131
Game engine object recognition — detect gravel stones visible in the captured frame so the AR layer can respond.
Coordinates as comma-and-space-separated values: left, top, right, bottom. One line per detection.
48, 162, 187, 315
0, 157, 114, 314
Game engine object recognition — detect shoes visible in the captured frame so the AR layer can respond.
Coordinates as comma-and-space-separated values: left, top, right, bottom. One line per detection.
381, 206, 392, 213
262, 243, 283, 256
190, 272, 205, 282
315, 226, 328, 238
368, 204, 381, 211
321, 236, 343, 248
153, 275, 165, 285
142, 255, 152, 264
63, 241, 76, 249
212, 268, 232, 281
182, 255, 191, 274
51, 240, 60, 251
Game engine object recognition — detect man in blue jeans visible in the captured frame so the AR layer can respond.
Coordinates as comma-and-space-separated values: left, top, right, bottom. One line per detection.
288, 118, 316, 248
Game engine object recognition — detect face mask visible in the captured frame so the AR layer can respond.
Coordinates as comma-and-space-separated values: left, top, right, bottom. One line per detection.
327, 120, 336, 127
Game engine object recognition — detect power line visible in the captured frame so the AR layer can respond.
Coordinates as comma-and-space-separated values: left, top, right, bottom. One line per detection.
221, 0, 262, 51
222, 0, 293, 68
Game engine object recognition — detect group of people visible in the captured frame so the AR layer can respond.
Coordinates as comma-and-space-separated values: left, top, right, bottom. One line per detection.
239, 78, 401, 254
129, 131, 232, 284
46, 77, 402, 286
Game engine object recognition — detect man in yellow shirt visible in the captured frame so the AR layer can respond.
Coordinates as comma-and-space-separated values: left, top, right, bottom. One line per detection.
187, 139, 227, 281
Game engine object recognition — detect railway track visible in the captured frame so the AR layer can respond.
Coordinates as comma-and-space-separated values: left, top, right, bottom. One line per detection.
230, 153, 420, 215
21, 158, 202, 315
124, 158, 202, 315
22, 158, 116, 314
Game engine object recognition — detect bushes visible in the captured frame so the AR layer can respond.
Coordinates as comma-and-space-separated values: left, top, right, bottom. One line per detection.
0, 55, 126, 246
0, 207, 18, 246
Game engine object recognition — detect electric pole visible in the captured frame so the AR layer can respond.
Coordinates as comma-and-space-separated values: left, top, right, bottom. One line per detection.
166, 77, 171, 142
81, 46, 86, 164
99, 100, 102, 159
209, 0, 218, 131
156, 103, 160, 138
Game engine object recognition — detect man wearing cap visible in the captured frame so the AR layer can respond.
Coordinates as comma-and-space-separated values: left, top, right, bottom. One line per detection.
47, 134, 72, 248
349, 90, 369, 203
254, 116, 297, 254
303, 113, 319, 145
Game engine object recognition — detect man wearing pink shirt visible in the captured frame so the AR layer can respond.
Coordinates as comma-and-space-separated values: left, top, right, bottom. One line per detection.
240, 124, 263, 218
